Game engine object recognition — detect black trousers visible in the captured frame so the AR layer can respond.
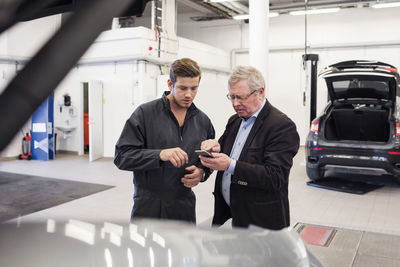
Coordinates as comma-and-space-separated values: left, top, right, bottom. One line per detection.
131, 186, 196, 223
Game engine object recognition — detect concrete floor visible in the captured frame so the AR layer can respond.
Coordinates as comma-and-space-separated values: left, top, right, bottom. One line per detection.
299, 225, 400, 267
1, 146, 400, 266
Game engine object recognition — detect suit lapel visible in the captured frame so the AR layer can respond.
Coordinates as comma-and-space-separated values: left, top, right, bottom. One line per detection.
222, 118, 241, 155
239, 100, 270, 160
216, 117, 241, 190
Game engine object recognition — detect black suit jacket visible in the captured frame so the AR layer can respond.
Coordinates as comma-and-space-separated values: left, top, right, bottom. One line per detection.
212, 100, 300, 230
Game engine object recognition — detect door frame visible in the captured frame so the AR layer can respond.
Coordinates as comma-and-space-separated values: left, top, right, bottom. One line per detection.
88, 80, 104, 162
78, 81, 104, 160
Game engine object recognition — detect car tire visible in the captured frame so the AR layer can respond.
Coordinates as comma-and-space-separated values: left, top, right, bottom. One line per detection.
394, 175, 400, 185
306, 166, 325, 181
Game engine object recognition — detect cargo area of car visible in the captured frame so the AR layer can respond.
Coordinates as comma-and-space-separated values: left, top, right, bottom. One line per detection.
323, 103, 391, 142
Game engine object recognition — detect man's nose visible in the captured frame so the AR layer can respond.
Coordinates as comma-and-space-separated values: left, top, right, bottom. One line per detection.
185, 91, 192, 98
231, 97, 240, 106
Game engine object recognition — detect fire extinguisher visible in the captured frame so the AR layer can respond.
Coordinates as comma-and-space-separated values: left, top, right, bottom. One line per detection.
18, 133, 32, 160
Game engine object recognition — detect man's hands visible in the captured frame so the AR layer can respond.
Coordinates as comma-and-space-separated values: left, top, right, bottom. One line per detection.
159, 145, 224, 188
160, 140, 220, 167
181, 165, 204, 188
159, 147, 203, 188
160, 147, 188, 167
201, 139, 221, 153
199, 152, 231, 171
200, 139, 230, 171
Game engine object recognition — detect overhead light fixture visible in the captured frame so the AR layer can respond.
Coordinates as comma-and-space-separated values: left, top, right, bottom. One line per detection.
269, 12, 279, 18
372, 2, 400, 8
208, 0, 237, 3
233, 14, 249, 20
233, 12, 279, 20
290, 7, 340, 16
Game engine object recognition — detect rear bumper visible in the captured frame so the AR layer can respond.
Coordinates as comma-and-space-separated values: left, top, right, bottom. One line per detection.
306, 149, 400, 181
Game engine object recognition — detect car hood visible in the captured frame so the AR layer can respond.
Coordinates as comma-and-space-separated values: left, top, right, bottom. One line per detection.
0, 218, 320, 267
321, 72, 398, 102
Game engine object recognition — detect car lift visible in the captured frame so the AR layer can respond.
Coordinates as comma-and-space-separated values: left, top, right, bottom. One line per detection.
302, 53, 319, 125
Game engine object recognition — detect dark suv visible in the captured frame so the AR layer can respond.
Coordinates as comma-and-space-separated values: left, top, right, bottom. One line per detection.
305, 60, 400, 183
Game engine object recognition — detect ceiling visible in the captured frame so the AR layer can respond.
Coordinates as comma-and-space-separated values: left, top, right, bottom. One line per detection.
172, 0, 387, 21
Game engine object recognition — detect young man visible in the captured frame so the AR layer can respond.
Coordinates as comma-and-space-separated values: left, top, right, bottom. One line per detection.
114, 58, 215, 223
200, 66, 300, 230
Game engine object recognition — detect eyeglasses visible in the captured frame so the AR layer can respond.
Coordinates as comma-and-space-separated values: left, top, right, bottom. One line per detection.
226, 89, 258, 102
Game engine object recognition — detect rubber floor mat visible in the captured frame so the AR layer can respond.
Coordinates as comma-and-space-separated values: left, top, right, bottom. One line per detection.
307, 177, 383, 194
0, 171, 113, 222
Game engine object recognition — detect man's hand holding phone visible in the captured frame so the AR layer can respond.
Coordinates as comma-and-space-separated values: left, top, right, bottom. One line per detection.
195, 150, 214, 158
198, 139, 230, 171
201, 139, 221, 153
199, 152, 231, 171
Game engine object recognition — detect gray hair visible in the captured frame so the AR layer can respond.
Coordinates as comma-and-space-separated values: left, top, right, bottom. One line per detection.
228, 65, 265, 92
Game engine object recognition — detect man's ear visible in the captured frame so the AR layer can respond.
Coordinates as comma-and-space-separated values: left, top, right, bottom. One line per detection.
258, 87, 265, 97
167, 79, 173, 90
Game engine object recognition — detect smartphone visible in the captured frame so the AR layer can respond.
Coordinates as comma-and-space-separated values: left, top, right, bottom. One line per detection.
195, 150, 214, 157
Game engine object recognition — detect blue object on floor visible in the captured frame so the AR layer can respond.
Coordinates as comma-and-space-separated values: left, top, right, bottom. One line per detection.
31, 92, 54, 160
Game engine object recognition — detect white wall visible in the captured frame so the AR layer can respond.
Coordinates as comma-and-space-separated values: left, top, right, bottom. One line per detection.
178, 7, 400, 143
194, 70, 231, 138
178, 7, 400, 51
6, 15, 61, 57
54, 61, 161, 157
0, 15, 62, 158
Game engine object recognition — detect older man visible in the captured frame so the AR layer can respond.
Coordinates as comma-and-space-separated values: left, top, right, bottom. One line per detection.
200, 66, 299, 230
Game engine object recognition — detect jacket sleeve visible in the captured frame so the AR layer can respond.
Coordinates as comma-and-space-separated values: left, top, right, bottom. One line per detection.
233, 118, 300, 191
114, 107, 162, 171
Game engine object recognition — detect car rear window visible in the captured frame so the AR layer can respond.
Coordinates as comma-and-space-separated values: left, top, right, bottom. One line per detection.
332, 79, 389, 99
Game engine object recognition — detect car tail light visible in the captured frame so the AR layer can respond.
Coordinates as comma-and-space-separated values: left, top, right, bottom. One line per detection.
312, 147, 323, 150
310, 119, 319, 133
389, 151, 400, 155
397, 122, 400, 136
384, 67, 398, 73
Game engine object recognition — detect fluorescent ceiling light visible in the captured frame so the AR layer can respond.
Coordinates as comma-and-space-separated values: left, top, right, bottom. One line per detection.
290, 7, 340, 16
209, 0, 237, 3
233, 12, 279, 20
269, 12, 279, 18
372, 2, 400, 8
233, 14, 249, 20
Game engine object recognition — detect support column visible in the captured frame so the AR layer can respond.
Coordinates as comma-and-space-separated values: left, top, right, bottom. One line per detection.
249, 0, 269, 95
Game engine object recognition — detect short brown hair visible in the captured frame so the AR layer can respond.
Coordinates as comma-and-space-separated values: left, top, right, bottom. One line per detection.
170, 58, 201, 85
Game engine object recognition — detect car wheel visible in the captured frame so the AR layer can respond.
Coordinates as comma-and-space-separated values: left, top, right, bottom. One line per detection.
394, 175, 400, 185
306, 166, 325, 181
